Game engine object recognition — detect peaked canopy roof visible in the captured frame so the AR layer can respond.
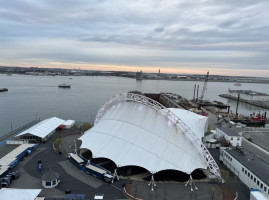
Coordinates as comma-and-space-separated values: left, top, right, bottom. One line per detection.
16, 117, 65, 139
80, 103, 210, 174
42, 168, 60, 181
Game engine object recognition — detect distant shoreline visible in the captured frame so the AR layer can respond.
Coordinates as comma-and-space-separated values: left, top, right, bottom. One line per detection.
1, 72, 269, 84
136, 78, 269, 84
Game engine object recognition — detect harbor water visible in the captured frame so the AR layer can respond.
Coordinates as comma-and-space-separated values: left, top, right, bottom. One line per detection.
0, 74, 268, 137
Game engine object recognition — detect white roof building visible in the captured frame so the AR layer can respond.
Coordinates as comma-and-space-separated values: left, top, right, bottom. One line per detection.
79, 93, 220, 177
0, 188, 42, 200
16, 117, 65, 140
62, 120, 75, 129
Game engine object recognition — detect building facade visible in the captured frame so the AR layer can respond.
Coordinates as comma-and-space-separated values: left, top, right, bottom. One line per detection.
216, 128, 242, 147
220, 147, 269, 197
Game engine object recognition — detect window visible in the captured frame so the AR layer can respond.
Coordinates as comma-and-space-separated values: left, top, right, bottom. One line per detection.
237, 137, 240, 140
230, 158, 232, 161
254, 178, 256, 183
245, 170, 247, 175
242, 168, 244, 172
46, 181, 51, 186
251, 175, 253, 180
264, 186, 267, 193
257, 181, 260, 186
248, 172, 250, 177
261, 183, 263, 189
231, 137, 233, 140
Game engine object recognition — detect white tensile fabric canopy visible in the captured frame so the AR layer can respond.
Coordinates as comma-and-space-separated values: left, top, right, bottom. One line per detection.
16, 117, 65, 139
0, 188, 42, 200
163, 108, 208, 140
79, 101, 208, 174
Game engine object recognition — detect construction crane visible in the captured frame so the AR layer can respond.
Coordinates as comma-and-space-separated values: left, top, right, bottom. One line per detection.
200, 71, 209, 101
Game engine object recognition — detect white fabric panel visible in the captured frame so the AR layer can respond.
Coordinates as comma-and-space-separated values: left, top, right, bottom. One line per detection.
164, 108, 208, 140
62, 120, 75, 128
16, 117, 65, 139
0, 188, 41, 200
80, 102, 207, 174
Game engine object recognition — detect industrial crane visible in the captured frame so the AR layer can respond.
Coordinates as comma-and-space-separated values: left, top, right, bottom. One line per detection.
200, 71, 209, 101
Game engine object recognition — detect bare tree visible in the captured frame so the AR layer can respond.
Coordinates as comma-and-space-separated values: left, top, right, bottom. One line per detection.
209, 186, 216, 200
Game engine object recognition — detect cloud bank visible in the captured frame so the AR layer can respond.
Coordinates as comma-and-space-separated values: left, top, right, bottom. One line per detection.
0, 0, 269, 76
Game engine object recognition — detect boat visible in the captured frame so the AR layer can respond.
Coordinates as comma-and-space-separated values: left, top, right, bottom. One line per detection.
0, 88, 8, 92
234, 83, 242, 86
232, 113, 266, 127
58, 83, 71, 88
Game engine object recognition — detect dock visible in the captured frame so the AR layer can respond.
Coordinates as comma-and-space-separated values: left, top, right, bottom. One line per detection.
0, 120, 38, 144
219, 94, 269, 109
197, 101, 230, 110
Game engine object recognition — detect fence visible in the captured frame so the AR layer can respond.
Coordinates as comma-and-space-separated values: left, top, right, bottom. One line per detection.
0, 120, 38, 142
6, 140, 29, 145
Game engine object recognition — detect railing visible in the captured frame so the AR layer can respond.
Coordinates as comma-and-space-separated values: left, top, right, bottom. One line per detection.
6, 140, 28, 145
0, 120, 38, 142
94, 93, 222, 179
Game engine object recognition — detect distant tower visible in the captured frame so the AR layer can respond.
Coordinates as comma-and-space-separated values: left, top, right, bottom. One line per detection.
158, 69, 161, 77
136, 71, 142, 80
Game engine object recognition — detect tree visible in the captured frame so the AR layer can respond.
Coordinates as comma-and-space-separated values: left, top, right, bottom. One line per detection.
127, 169, 132, 178
53, 138, 62, 153
209, 186, 216, 200
83, 122, 91, 131
220, 169, 230, 182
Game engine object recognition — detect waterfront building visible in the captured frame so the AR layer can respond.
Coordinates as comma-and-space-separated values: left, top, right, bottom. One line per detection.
215, 127, 242, 147
219, 142, 269, 197
136, 70, 142, 80
62, 119, 75, 129
15, 117, 65, 142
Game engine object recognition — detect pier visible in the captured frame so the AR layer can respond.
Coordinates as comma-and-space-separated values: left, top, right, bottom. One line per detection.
219, 94, 269, 109
0, 120, 38, 145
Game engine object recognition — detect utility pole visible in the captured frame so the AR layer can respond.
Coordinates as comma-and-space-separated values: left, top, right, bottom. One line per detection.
196, 85, 199, 102
200, 71, 209, 101
235, 93, 240, 119
193, 84, 196, 101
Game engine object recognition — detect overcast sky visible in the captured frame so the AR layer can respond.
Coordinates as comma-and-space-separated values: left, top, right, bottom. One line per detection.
0, 0, 269, 76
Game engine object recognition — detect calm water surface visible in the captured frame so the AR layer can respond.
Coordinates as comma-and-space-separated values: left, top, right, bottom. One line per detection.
0, 74, 268, 136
